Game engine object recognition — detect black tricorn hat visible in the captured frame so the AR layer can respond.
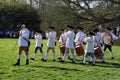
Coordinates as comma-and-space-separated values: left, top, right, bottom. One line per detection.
61, 29, 64, 31
36, 30, 42, 33
49, 26, 55, 29
93, 28, 99, 32
77, 26, 83, 30
106, 27, 112, 30
67, 25, 73, 29
88, 31, 94, 36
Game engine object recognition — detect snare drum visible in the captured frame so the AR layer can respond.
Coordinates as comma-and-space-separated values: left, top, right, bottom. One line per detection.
103, 33, 112, 45
75, 44, 84, 56
60, 44, 65, 55
94, 47, 102, 59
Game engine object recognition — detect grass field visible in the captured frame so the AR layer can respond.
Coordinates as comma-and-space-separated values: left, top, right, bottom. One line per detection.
0, 38, 120, 80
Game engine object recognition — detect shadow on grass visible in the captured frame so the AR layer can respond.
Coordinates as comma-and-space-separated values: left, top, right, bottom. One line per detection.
48, 60, 120, 68
95, 61, 120, 68
28, 57, 120, 70
32, 65, 83, 72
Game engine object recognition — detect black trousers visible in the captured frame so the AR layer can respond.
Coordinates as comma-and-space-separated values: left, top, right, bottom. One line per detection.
103, 44, 112, 52
34, 47, 43, 53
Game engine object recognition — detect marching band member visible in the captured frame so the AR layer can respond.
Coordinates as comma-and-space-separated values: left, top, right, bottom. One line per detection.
13, 24, 30, 66
53, 27, 57, 46
60, 25, 76, 63
58, 29, 67, 59
82, 32, 95, 65
93, 28, 103, 48
102, 27, 117, 62
93, 28, 103, 60
30, 30, 44, 61
74, 27, 86, 57
43, 26, 56, 61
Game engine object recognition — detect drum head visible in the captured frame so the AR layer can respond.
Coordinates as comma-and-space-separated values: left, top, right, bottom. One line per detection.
103, 33, 112, 44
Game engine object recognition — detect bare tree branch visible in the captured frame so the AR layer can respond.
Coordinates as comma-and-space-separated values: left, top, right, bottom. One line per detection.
109, 0, 120, 4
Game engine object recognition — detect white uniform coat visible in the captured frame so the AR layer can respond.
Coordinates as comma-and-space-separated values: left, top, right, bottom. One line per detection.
75, 31, 86, 46
46, 31, 56, 47
18, 28, 30, 47
35, 34, 42, 47
94, 33, 102, 47
85, 37, 94, 53
59, 33, 66, 45
65, 30, 75, 49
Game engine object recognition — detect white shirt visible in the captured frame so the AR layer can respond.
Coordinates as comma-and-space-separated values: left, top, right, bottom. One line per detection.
59, 33, 66, 45
75, 31, 86, 46
65, 30, 75, 49
46, 31, 56, 47
110, 32, 117, 40
85, 36, 94, 53
18, 28, 30, 46
35, 34, 42, 47
94, 33, 102, 47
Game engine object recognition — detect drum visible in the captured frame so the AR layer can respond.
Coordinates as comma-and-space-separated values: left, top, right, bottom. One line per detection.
75, 44, 84, 56
60, 44, 65, 55
103, 33, 112, 44
94, 47, 102, 59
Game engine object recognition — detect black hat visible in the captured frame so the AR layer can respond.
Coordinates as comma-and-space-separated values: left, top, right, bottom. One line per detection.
36, 30, 42, 33
77, 26, 83, 30
61, 29, 64, 31
49, 26, 55, 29
88, 31, 94, 36
67, 25, 73, 29
93, 28, 99, 32
106, 27, 112, 30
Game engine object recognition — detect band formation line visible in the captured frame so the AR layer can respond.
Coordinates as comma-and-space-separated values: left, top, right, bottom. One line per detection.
13, 24, 119, 66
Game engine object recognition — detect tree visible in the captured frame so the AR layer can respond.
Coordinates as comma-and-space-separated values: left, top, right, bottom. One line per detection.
62, 0, 120, 29
39, 0, 81, 34
28, 0, 43, 11
0, 2, 41, 31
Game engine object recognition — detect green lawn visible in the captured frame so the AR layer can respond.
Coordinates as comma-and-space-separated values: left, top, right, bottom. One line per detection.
0, 38, 120, 80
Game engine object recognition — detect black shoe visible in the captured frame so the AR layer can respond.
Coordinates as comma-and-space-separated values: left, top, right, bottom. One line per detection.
30, 58, 35, 61
25, 59, 29, 65
92, 64, 95, 66
13, 59, 20, 66
102, 60, 105, 63
70, 58, 73, 61
72, 61, 75, 63
41, 58, 45, 61
13, 62, 20, 66
80, 62, 85, 65
88, 61, 92, 64
57, 57, 62, 60
111, 57, 114, 59
68, 56, 71, 59
53, 59, 56, 62
25, 62, 29, 65
43, 59, 47, 62
59, 59, 64, 63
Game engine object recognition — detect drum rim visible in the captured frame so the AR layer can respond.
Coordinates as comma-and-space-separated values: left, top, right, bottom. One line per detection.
103, 33, 112, 44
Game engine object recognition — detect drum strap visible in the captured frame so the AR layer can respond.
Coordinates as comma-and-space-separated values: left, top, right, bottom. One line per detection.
95, 37, 100, 47
61, 35, 66, 44
79, 38, 84, 45
76, 38, 84, 46
109, 33, 113, 41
